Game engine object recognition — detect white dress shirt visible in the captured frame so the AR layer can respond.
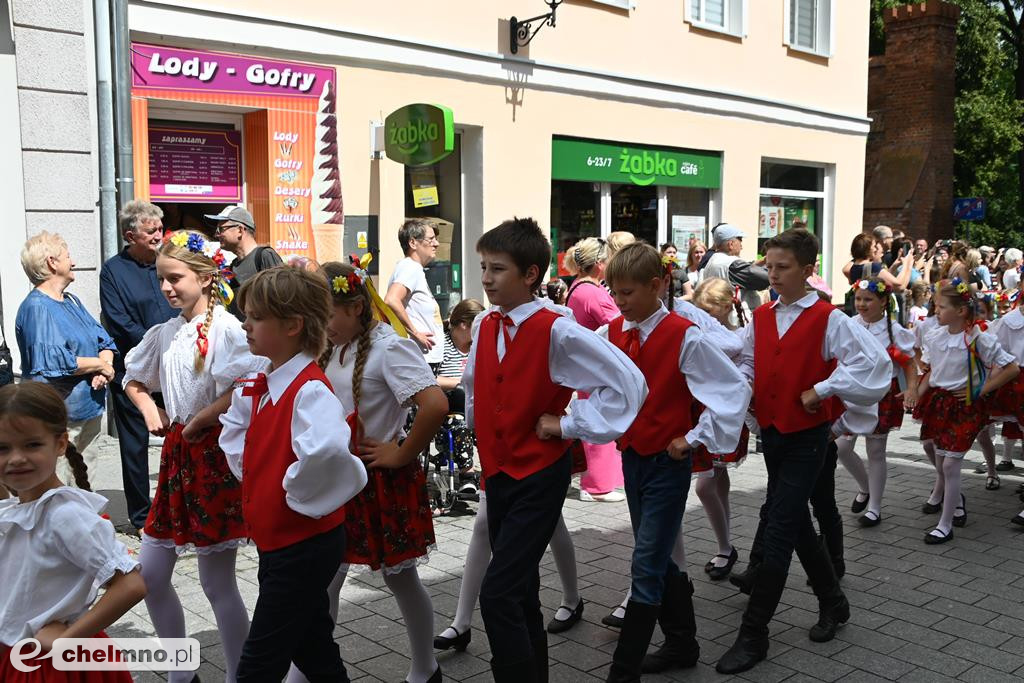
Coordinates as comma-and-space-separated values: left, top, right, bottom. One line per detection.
0, 488, 139, 645
672, 297, 744, 361
219, 352, 367, 519
989, 309, 1024, 363
324, 324, 440, 442
920, 326, 1016, 391
463, 299, 647, 444
124, 307, 270, 423
855, 314, 916, 379
596, 304, 750, 453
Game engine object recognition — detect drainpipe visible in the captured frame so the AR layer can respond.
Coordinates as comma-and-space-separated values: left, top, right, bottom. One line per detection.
111, 0, 134, 207
94, 0, 118, 261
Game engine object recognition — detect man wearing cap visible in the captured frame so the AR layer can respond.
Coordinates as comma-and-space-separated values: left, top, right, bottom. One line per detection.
700, 223, 769, 326
205, 205, 283, 319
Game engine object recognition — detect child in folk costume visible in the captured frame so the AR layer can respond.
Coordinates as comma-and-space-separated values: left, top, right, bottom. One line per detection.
912, 279, 1020, 544
969, 295, 1004, 489
123, 230, 267, 683
600, 244, 749, 681
718, 230, 892, 675
0, 383, 146, 682
465, 218, 645, 682
315, 261, 448, 683
987, 285, 1024, 524
836, 278, 918, 527
913, 282, 947, 513
220, 268, 367, 682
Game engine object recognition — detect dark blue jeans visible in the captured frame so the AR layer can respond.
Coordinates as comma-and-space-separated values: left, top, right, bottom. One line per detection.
759, 424, 831, 576
622, 448, 691, 605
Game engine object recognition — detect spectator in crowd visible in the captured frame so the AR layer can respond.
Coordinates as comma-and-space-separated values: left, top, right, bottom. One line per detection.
605, 231, 636, 261
15, 231, 116, 489
872, 225, 895, 265
684, 240, 707, 293
1003, 248, 1022, 290
699, 223, 769, 325
100, 200, 178, 534
939, 240, 970, 281
205, 204, 282, 319
385, 218, 445, 368
977, 246, 997, 289
842, 232, 913, 291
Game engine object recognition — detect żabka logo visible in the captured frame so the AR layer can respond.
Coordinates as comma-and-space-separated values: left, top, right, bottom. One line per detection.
388, 119, 440, 156
10, 637, 200, 672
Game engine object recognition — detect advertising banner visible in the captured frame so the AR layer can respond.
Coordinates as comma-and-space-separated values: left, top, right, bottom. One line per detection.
149, 128, 242, 203
551, 137, 721, 188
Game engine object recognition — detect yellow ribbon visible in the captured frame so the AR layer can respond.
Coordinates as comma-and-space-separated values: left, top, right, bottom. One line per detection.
358, 253, 408, 338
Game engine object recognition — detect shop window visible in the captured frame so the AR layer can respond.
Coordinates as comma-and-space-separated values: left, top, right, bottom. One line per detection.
758, 161, 825, 260
611, 184, 659, 249
666, 186, 711, 264
687, 0, 745, 37
551, 181, 601, 276
786, 0, 831, 56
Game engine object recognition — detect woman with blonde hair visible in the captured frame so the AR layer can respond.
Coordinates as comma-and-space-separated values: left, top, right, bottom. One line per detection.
606, 231, 636, 260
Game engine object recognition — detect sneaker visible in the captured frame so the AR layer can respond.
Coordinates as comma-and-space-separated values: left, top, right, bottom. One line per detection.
579, 490, 626, 503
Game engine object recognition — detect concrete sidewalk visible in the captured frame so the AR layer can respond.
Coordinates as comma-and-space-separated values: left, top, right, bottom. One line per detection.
88, 423, 1024, 682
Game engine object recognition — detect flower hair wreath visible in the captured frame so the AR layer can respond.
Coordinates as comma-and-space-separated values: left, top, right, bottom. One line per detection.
661, 254, 676, 276
165, 231, 236, 361
853, 279, 887, 295
331, 257, 369, 295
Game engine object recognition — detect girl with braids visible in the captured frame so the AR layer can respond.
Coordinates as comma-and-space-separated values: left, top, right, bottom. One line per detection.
0, 382, 146, 681
297, 261, 447, 683
835, 277, 917, 527
123, 229, 266, 682
911, 279, 1019, 544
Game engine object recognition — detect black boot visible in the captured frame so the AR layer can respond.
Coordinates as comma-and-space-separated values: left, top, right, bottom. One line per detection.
641, 573, 700, 673
822, 519, 846, 579
716, 566, 786, 675
799, 535, 850, 642
606, 600, 660, 683
531, 633, 549, 683
730, 524, 764, 595
490, 657, 538, 683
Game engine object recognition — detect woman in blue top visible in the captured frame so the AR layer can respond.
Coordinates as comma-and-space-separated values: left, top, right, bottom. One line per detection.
15, 231, 115, 487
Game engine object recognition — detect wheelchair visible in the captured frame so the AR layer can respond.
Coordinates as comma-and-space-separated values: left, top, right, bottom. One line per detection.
407, 388, 480, 516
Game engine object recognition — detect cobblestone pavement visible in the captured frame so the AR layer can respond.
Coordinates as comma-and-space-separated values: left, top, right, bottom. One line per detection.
88, 422, 1024, 682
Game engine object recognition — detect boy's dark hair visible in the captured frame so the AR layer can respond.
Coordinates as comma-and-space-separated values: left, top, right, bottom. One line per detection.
764, 228, 819, 267
476, 217, 551, 289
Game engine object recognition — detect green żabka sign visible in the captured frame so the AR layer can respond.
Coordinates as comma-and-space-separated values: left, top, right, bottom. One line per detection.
551, 137, 721, 188
384, 104, 455, 166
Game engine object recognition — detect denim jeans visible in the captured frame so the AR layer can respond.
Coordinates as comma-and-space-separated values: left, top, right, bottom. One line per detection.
621, 448, 691, 605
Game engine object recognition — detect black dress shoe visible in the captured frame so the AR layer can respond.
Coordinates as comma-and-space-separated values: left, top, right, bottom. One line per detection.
952, 494, 967, 528
433, 626, 470, 651
808, 596, 849, 642
716, 628, 768, 674
729, 564, 758, 595
707, 547, 739, 581
857, 512, 881, 528
1012, 513, 1024, 527
546, 598, 583, 633
924, 528, 953, 544
921, 499, 942, 514
406, 665, 441, 683
851, 494, 869, 514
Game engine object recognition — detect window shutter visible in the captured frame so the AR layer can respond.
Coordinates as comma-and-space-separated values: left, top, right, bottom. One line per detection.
706, 0, 725, 26
791, 0, 817, 49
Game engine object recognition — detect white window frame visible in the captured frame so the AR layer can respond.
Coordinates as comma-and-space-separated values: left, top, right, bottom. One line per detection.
784, 0, 833, 58
758, 158, 834, 281
685, 0, 747, 38
592, 0, 635, 10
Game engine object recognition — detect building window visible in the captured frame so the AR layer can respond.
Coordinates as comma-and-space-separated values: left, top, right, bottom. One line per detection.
786, 0, 831, 56
592, 0, 635, 9
758, 160, 826, 262
687, 0, 745, 37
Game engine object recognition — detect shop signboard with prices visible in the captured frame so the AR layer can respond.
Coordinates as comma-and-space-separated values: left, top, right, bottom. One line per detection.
551, 137, 721, 188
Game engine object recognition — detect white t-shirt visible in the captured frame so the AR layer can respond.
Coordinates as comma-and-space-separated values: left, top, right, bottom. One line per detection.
388, 257, 444, 364
1003, 268, 1021, 291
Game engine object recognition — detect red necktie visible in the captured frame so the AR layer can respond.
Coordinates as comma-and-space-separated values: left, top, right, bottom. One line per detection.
623, 328, 641, 361
239, 373, 269, 398
488, 311, 516, 352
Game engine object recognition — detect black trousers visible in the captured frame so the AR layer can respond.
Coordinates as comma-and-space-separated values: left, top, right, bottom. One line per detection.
109, 379, 153, 529
237, 525, 348, 683
480, 453, 571, 673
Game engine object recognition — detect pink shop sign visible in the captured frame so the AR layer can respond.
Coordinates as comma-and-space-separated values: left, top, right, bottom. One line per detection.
131, 42, 335, 98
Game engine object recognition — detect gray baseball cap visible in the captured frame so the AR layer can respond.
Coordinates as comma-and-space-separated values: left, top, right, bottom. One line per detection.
204, 205, 255, 231
713, 223, 745, 245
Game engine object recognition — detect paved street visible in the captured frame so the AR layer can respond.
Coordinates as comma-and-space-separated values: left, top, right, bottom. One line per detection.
91, 423, 1024, 682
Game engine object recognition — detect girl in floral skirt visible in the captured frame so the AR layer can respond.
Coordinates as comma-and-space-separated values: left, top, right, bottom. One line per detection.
836, 277, 917, 527
911, 279, 1019, 545
124, 230, 268, 682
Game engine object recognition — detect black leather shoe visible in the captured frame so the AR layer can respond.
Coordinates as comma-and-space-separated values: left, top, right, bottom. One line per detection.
921, 499, 942, 514
952, 494, 967, 528
1012, 513, 1024, 527
602, 608, 624, 628
857, 512, 881, 528
809, 596, 849, 642
406, 665, 441, 683
546, 598, 583, 633
924, 528, 953, 544
707, 547, 739, 581
715, 627, 769, 674
729, 563, 759, 595
433, 626, 470, 651
851, 494, 869, 514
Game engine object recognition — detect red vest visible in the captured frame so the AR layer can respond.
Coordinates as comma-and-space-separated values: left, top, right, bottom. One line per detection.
609, 313, 695, 455
242, 362, 346, 551
753, 300, 844, 434
474, 308, 573, 480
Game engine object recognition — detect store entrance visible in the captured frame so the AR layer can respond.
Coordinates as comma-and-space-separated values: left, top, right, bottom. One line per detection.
610, 184, 658, 246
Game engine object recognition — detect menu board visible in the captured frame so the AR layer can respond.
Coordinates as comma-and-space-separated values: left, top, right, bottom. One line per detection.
149, 128, 242, 203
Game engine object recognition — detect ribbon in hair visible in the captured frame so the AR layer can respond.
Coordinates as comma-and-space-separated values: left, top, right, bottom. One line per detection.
349, 253, 408, 338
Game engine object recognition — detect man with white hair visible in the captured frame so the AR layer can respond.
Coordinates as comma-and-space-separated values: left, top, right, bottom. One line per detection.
1004, 248, 1022, 290
872, 225, 894, 266
700, 223, 769, 326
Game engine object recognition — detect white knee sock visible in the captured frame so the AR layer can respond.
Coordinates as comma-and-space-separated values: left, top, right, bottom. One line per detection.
448, 493, 490, 634
836, 436, 869, 498
197, 550, 249, 682
549, 513, 580, 615
924, 440, 943, 504
696, 475, 732, 559
384, 568, 438, 683
978, 428, 997, 475
285, 565, 347, 683
1005, 438, 1019, 463
139, 543, 192, 683
936, 453, 964, 534
865, 436, 888, 517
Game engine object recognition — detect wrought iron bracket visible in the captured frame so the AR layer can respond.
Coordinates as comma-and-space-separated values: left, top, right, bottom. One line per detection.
509, 0, 564, 55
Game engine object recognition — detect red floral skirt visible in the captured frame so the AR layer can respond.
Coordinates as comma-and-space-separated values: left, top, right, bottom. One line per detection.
343, 461, 435, 571
992, 375, 1024, 424
1, 631, 132, 682
689, 401, 748, 475
1003, 421, 1023, 439
875, 378, 905, 435
914, 388, 988, 452
144, 423, 246, 551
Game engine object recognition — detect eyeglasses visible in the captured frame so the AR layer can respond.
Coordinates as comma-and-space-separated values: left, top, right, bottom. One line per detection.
214, 223, 242, 236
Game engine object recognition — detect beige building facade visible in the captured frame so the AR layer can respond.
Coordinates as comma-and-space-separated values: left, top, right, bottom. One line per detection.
127, 0, 870, 309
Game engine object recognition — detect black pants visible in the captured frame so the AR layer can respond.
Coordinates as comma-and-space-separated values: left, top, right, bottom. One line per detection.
237, 525, 348, 683
480, 453, 571, 672
109, 379, 153, 529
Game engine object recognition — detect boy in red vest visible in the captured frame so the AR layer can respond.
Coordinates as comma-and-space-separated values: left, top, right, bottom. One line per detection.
600, 243, 750, 682
463, 218, 646, 682
717, 229, 890, 675
219, 268, 368, 682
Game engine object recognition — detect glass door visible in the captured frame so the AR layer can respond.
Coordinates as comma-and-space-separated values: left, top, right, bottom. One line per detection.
610, 184, 658, 246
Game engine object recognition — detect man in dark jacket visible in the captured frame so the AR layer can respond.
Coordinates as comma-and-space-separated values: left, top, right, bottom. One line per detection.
205, 205, 283, 319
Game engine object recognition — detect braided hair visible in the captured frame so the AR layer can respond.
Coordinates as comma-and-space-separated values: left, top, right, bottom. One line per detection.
320, 262, 375, 436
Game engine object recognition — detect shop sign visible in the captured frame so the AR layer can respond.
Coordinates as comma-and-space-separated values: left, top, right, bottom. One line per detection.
149, 128, 242, 203
384, 104, 455, 166
551, 137, 721, 188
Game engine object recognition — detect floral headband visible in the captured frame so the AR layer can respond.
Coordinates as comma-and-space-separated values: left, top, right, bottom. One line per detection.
661, 254, 676, 276
853, 279, 887, 295
165, 231, 235, 309
950, 277, 973, 302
